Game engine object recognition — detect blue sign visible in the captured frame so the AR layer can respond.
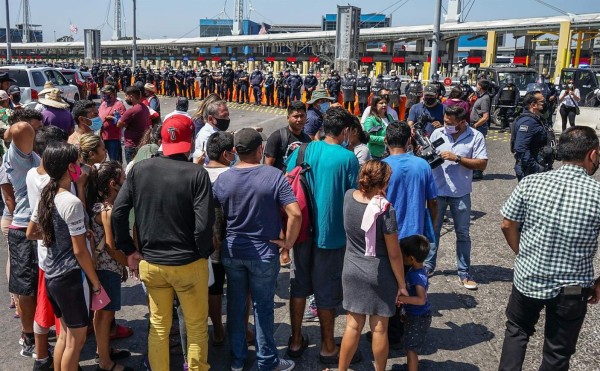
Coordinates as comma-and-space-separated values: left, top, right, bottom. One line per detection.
183, 56, 189, 61
156, 57, 162, 61
169, 56, 175, 61
247, 56, 255, 62
143, 56, 149, 60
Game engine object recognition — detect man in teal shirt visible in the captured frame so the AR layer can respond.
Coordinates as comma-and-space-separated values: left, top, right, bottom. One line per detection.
285, 107, 360, 365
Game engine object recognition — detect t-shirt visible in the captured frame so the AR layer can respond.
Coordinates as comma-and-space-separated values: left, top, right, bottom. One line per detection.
213, 165, 297, 259
303, 107, 323, 137
383, 154, 437, 239
99, 100, 126, 141
407, 103, 445, 135
470, 94, 491, 124
353, 143, 371, 165
26, 168, 77, 272
286, 141, 359, 249
265, 126, 312, 171
0, 163, 13, 218
404, 267, 430, 316
31, 191, 86, 279
41, 106, 76, 134
193, 123, 219, 160
120, 103, 150, 148
5, 143, 40, 227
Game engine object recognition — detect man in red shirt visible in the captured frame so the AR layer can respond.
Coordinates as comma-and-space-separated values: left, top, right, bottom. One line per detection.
98, 85, 126, 162
117, 86, 150, 163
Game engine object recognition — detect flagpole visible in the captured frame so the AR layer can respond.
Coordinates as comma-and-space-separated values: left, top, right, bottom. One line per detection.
5, 0, 11, 64
132, 0, 137, 67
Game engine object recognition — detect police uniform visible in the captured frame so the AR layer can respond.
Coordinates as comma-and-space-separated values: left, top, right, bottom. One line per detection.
460, 83, 474, 102
404, 79, 423, 119
213, 69, 223, 97
264, 73, 275, 106
356, 74, 371, 115
341, 72, 357, 112
186, 69, 197, 99
250, 70, 264, 105
431, 81, 446, 100
168, 70, 176, 97
276, 73, 286, 107
175, 69, 186, 96
495, 82, 519, 131
237, 70, 250, 104
511, 112, 554, 181
222, 65, 235, 102
327, 74, 341, 102
372, 75, 384, 97
304, 72, 319, 102
288, 73, 303, 102
199, 68, 210, 99
283, 70, 292, 108
385, 75, 401, 108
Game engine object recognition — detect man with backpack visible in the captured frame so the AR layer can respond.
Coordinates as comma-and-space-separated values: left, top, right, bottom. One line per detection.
264, 101, 311, 171
285, 107, 360, 365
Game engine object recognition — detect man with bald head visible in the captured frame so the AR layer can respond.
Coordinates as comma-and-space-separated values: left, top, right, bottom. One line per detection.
2, 121, 40, 357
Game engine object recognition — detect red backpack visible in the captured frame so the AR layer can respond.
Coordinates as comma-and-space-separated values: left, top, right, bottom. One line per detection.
284, 143, 315, 244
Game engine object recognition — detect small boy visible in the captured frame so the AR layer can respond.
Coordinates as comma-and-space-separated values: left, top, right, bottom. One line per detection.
399, 234, 432, 371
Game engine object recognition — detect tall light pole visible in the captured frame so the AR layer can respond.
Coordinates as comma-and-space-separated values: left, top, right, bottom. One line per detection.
131, 0, 137, 67
430, 0, 442, 78
4, 0, 11, 63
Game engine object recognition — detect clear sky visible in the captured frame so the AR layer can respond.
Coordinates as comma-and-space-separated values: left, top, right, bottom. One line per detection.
5, 0, 600, 41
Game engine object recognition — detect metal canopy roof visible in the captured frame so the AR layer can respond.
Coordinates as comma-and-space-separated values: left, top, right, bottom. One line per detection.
2, 13, 599, 50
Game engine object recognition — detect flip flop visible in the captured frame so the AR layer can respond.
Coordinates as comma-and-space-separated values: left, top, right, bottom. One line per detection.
95, 348, 132, 363
110, 324, 133, 340
319, 347, 362, 365
287, 334, 309, 358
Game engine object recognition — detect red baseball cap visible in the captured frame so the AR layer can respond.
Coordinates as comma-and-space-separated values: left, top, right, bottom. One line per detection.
161, 115, 193, 156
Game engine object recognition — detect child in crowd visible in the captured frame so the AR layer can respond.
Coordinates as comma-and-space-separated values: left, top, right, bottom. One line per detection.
398, 234, 432, 371
88, 161, 132, 371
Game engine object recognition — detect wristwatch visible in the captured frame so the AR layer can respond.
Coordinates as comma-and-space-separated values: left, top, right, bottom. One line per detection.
455, 155, 462, 164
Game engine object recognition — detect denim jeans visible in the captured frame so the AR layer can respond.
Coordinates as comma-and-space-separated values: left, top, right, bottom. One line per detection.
104, 139, 122, 163
475, 122, 488, 137
124, 146, 137, 164
222, 256, 280, 370
425, 194, 472, 278
498, 285, 589, 371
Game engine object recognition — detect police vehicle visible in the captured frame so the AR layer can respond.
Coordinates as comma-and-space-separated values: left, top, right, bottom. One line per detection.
478, 64, 538, 99
559, 67, 600, 107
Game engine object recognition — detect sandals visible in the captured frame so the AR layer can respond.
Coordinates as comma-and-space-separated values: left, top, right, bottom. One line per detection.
287, 334, 309, 358
96, 362, 134, 371
95, 348, 131, 363
110, 324, 134, 340
319, 347, 362, 365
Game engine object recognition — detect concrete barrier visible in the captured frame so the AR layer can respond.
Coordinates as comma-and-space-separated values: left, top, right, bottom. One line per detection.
552, 107, 600, 134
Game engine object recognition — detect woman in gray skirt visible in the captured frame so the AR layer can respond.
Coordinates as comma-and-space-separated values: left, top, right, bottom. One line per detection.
338, 160, 408, 371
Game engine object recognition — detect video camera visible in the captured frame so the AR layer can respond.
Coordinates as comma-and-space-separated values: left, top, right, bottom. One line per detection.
413, 112, 445, 169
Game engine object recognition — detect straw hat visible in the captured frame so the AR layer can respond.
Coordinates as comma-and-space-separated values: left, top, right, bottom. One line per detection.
39, 81, 56, 96
144, 83, 156, 93
38, 88, 69, 109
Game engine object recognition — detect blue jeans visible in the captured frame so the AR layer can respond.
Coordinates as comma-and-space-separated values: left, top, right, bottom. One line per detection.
104, 139, 122, 163
475, 122, 488, 137
124, 146, 137, 164
222, 256, 280, 370
425, 194, 472, 278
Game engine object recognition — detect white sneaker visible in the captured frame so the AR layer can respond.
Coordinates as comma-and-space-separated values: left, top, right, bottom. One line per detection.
459, 275, 478, 290
231, 367, 243, 371
273, 358, 295, 371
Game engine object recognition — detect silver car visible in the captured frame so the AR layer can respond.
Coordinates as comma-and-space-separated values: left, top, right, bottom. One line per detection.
0, 65, 80, 109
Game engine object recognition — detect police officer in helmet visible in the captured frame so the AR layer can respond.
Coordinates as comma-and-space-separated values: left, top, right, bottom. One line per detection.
511, 91, 555, 181
404, 74, 423, 120
459, 75, 474, 102
356, 70, 371, 115
430, 73, 446, 101
304, 69, 319, 102
264, 71, 275, 106
495, 76, 520, 132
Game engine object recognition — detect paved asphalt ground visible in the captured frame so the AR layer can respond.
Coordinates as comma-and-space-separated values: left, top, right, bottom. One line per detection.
0, 96, 598, 370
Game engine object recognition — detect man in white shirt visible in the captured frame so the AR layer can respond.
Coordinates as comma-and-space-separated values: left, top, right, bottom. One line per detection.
164, 97, 192, 121
192, 100, 230, 163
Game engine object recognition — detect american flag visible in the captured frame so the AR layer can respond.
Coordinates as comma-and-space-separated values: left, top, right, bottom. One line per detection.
69, 24, 78, 34
258, 23, 268, 35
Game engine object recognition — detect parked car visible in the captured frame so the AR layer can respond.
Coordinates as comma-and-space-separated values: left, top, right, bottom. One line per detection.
56, 68, 89, 101
81, 71, 98, 99
0, 65, 80, 108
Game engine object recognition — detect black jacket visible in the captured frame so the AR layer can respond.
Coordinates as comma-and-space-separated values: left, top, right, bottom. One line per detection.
112, 155, 215, 265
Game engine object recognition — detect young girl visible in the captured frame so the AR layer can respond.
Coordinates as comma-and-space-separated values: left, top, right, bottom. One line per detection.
26, 142, 102, 371
79, 133, 107, 167
88, 161, 132, 371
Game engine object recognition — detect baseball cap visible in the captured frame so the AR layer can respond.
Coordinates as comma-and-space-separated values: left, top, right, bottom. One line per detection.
234, 128, 263, 154
0, 90, 8, 101
424, 84, 437, 96
101, 85, 116, 94
161, 115, 193, 156
7, 85, 20, 95
0, 72, 16, 83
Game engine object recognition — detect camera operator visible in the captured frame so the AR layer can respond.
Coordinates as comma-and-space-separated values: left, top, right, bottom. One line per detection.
511, 91, 555, 181
407, 85, 445, 135
424, 105, 488, 290
559, 80, 580, 131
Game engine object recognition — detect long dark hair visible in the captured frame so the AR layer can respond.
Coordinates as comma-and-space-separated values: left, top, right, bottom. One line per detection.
86, 161, 123, 215
38, 143, 79, 246
369, 95, 388, 118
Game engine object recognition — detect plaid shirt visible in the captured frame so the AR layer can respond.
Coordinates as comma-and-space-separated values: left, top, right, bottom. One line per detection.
501, 164, 600, 299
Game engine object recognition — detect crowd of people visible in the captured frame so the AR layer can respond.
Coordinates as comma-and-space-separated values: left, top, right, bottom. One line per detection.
0, 63, 599, 371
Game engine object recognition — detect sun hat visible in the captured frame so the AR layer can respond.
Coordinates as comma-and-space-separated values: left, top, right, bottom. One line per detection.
38, 88, 69, 109
307, 89, 336, 105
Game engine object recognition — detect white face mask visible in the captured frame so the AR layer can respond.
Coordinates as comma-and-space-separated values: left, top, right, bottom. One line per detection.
444, 125, 458, 135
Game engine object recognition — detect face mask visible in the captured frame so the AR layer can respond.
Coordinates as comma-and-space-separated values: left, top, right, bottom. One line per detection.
12, 95, 21, 104
444, 125, 458, 135
424, 97, 437, 106
89, 117, 103, 131
228, 152, 239, 167
214, 117, 230, 131
102, 95, 112, 103
540, 103, 548, 114
125, 99, 133, 106
341, 129, 350, 148
319, 102, 330, 113
69, 162, 82, 183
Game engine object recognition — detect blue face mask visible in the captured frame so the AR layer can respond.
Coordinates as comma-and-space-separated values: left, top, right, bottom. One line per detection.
228, 152, 239, 167
341, 129, 350, 148
319, 102, 330, 113
89, 117, 103, 131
